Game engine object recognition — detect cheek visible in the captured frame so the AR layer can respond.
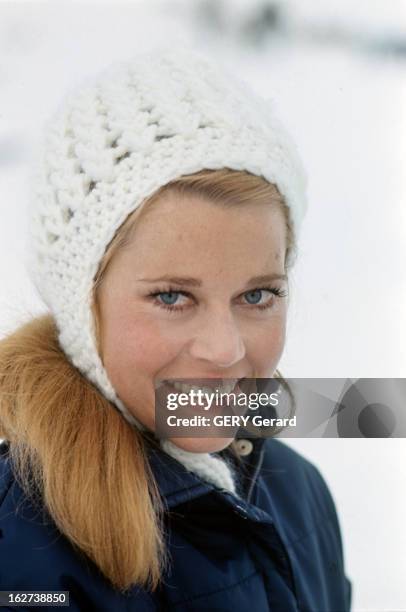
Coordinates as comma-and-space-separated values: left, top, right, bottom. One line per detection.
249, 314, 287, 375
103, 314, 181, 387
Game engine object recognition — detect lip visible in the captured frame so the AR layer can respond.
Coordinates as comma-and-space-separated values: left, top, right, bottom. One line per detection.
161, 378, 243, 396
158, 377, 247, 390
158, 380, 248, 400
155, 379, 252, 420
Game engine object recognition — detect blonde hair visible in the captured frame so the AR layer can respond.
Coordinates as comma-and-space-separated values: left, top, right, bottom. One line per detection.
0, 168, 295, 593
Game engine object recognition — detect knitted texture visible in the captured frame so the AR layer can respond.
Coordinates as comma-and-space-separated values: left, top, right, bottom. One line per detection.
160, 439, 238, 496
26, 45, 307, 494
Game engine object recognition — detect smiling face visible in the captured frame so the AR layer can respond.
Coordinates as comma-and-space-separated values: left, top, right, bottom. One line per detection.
97, 192, 289, 453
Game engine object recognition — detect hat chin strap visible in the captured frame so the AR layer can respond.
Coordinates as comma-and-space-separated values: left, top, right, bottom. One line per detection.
160, 438, 238, 496
112, 389, 238, 496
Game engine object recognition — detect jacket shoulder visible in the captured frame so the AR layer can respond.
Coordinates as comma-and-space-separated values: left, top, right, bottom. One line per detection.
0, 448, 83, 592
260, 439, 352, 609
261, 439, 345, 544
263, 439, 339, 507
0, 445, 159, 611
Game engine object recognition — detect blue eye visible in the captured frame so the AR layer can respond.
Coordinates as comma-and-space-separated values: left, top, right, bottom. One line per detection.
243, 287, 288, 310
245, 289, 263, 305
159, 291, 180, 305
147, 285, 287, 314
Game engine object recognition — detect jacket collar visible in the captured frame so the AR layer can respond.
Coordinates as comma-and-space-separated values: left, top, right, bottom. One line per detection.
1, 435, 268, 510
144, 434, 267, 508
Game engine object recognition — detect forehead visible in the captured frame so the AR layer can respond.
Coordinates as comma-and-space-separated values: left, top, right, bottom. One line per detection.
108, 192, 287, 280
132, 191, 286, 240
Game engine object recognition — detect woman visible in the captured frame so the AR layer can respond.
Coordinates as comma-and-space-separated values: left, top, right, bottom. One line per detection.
0, 46, 352, 610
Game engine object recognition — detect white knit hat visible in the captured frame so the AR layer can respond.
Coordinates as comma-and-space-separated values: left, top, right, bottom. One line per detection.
26, 45, 307, 495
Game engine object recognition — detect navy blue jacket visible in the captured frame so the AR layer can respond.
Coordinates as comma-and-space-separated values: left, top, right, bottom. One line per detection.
0, 436, 352, 611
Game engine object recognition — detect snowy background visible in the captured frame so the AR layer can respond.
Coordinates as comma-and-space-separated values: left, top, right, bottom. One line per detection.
0, 1, 405, 609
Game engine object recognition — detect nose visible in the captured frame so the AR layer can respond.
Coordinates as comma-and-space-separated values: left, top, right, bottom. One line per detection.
188, 308, 246, 369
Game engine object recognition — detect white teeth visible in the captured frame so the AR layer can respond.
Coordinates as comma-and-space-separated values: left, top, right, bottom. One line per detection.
166, 380, 239, 395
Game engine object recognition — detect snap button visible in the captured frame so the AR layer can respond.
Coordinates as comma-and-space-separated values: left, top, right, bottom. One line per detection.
235, 438, 253, 456
235, 504, 248, 519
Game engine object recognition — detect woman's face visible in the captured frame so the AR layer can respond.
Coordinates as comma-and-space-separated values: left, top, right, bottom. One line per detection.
98, 192, 288, 453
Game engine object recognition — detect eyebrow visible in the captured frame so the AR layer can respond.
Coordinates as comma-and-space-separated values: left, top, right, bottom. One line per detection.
136, 273, 288, 287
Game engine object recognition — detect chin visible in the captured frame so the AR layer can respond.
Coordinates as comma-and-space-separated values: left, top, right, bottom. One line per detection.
168, 436, 235, 454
